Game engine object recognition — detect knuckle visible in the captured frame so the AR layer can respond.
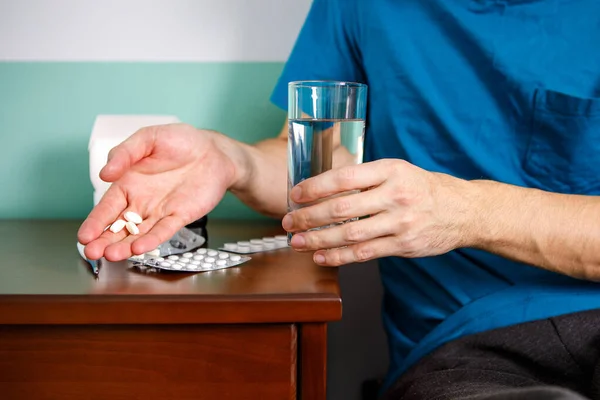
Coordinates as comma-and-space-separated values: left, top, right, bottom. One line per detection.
353, 245, 373, 262
296, 211, 312, 229
344, 224, 365, 242
332, 198, 352, 218
306, 233, 323, 249
335, 166, 355, 184
302, 182, 317, 199
331, 251, 344, 266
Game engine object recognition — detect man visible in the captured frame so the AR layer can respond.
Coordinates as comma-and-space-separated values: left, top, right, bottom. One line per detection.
78, 0, 600, 398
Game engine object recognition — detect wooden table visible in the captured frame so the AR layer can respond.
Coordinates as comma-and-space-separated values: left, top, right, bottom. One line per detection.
0, 220, 341, 400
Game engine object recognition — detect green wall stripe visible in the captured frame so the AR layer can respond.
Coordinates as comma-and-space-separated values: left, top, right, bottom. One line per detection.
0, 62, 286, 220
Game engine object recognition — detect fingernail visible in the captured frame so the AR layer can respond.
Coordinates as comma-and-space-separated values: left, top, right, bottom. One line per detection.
291, 186, 302, 202
282, 214, 293, 230
314, 254, 326, 264
291, 234, 306, 248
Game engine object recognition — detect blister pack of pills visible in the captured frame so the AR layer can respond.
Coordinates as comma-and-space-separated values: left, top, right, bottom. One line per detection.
219, 235, 289, 254
128, 226, 207, 263
132, 248, 250, 273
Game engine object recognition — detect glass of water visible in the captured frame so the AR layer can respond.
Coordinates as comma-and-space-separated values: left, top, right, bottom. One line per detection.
287, 80, 368, 240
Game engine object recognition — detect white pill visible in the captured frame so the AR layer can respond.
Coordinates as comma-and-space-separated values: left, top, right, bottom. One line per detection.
202, 262, 214, 269
275, 235, 288, 241
156, 257, 165, 262
237, 241, 250, 247
205, 257, 216, 263
193, 255, 204, 261
186, 263, 198, 270
262, 237, 275, 243
230, 255, 241, 262
147, 248, 161, 257
196, 248, 207, 254
218, 253, 229, 259
172, 263, 184, 270
207, 250, 218, 257
250, 244, 262, 252
264, 242, 276, 250
216, 259, 227, 266
250, 239, 263, 245
109, 219, 127, 233
183, 252, 193, 258
179, 257, 190, 263
168, 255, 179, 261
224, 243, 237, 251
190, 260, 201, 265
159, 262, 171, 267
237, 247, 252, 254
124, 211, 143, 224
125, 221, 140, 235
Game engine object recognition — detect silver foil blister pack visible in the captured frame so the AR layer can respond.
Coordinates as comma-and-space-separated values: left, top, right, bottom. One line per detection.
132, 247, 251, 273
219, 235, 289, 254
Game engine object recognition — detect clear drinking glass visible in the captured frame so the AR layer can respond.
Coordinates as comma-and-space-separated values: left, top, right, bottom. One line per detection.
287, 80, 368, 241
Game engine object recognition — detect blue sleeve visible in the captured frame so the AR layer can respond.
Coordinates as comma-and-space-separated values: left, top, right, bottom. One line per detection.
270, 0, 365, 111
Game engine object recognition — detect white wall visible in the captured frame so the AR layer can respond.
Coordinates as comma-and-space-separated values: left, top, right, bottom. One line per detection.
0, 0, 312, 61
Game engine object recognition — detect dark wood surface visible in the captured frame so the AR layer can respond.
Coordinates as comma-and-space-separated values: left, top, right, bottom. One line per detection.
0, 219, 341, 399
0, 324, 297, 400
300, 323, 328, 400
0, 220, 341, 324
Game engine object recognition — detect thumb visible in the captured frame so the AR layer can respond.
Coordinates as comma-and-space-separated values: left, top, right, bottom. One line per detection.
99, 126, 157, 182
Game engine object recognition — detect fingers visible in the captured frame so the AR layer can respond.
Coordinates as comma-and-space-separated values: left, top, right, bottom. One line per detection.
78, 186, 127, 245
99, 126, 157, 182
283, 189, 383, 233
312, 236, 394, 267
85, 212, 189, 262
130, 215, 185, 256
289, 214, 393, 251
290, 160, 394, 204
81, 197, 154, 260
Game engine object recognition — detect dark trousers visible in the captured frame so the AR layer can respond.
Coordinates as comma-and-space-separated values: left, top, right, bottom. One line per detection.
383, 308, 600, 400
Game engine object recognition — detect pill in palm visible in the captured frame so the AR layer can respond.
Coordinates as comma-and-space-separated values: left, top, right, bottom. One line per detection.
124, 211, 143, 224
109, 219, 126, 233
126, 221, 140, 235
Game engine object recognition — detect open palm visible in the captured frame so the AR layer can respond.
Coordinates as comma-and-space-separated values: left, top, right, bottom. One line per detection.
78, 124, 235, 261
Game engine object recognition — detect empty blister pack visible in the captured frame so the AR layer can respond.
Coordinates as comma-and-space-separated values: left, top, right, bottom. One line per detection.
129, 226, 207, 263
219, 235, 289, 254
133, 247, 250, 273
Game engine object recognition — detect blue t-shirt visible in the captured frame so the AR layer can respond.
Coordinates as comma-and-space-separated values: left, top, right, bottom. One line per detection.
270, 0, 600, 391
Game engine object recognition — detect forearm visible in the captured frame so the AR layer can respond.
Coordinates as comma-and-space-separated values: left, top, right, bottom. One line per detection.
214, 132, 288, 218
466, 179, 600, 280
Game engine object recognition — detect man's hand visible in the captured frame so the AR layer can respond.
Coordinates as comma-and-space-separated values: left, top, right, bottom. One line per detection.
77, 123, 237, 261
282, 159, 475, 266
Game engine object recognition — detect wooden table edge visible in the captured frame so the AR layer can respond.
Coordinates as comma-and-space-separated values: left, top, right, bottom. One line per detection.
0, 293, 342, 325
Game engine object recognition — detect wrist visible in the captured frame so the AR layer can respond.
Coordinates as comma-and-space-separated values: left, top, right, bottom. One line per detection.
435, 174, 488, 250
206, 130, 251, 191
